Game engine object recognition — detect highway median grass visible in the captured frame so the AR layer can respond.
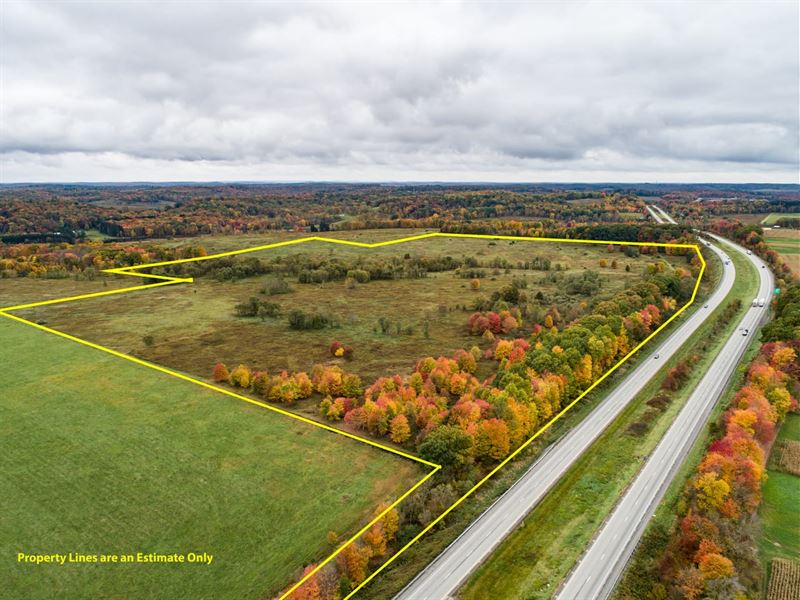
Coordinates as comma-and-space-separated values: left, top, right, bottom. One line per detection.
460, 242, 758, 600
613, 241, 766, 599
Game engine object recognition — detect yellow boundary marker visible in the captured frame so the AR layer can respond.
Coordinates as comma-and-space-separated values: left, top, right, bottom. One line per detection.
0, 232, 705, 599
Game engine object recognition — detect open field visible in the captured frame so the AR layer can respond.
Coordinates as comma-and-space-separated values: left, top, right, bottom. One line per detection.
729, 213, 774, 225
761, 413, 800, 569
0, 276, 130, 308
461, 245, 756, 600
761, 213, 800, 225
0, 316, 423, 599
10, 231, 685, 387
764, 229, 800, 278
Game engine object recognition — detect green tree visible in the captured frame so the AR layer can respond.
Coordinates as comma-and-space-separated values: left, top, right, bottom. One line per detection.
418, 426, 473, 468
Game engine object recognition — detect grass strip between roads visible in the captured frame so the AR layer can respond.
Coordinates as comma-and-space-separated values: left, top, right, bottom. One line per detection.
459, 241, 759, 600
613, 321, 764, 599
614, 240, 779, 599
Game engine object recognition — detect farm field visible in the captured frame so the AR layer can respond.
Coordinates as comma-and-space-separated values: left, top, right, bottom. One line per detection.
760, 413, 800, 569
11, 231, 689, 392
760, 213, 800, 225
764, 229, 800, 275
728, 213, 773, 225
766, 559, 800, 600
0, 316, 423, 600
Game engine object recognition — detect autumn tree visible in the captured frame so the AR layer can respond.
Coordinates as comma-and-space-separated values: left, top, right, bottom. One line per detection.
212, 362, 229, 382
389, 414, 411, 444
287, 565, 323, 600
698, 553, 734, 580
339, 542, 370, 587
694, 472, 730, 511
228, 364, 252, 388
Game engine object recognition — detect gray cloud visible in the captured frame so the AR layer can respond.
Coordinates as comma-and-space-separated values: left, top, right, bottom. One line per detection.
1, 0, 798, 182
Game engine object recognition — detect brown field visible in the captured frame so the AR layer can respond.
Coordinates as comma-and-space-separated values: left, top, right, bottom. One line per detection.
778, 440, 800, 476
767, 558, 800, 600
732, 213, 774, 225
4, 231, 686, 394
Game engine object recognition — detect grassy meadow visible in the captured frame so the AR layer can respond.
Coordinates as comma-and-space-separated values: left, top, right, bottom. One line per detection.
760, 213, 800, 225
760, 413, 800, 569
12, 231, 687, 391
0, 316, 423, 599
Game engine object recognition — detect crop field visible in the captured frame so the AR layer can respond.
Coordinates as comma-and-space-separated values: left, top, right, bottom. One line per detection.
761, 213, 800, 225
727, 213, 773, 225
10, 231, 686, 390
764, 229, 800, 279
761, 413, 800, 584
0, 316, 423, 599
766, 559, 800, 600
777, 440, 800, 476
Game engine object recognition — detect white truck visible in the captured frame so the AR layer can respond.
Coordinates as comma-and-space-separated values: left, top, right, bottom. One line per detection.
758, 298, 765, 307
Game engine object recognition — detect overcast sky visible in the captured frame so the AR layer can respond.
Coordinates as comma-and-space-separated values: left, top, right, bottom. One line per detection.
1, 1, 798, 183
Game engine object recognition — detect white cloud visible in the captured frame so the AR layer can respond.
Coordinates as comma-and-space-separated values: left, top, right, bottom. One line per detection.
1, 1, 798, 182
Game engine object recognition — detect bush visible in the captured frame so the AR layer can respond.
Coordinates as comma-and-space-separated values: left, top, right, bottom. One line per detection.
288, 309, 332, 330
347, 269, 370, 283
234, 297, 280, 319
263, 276, 291, 295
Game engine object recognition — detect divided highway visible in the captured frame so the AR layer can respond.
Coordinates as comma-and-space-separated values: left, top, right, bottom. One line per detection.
645, 205, 665, 224
646, 204, 677, 225
655, 205, 678, 224
395, 240, 737, 600
556, 234, 773, 600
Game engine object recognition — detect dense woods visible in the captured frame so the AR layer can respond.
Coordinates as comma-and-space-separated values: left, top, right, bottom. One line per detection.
1, 184, 650, 240
0, 240, 208, 279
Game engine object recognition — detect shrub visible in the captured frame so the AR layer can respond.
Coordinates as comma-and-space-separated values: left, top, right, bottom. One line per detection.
212, 362, 229, 382
288, 309, 331, 330
228, 364, 252, 388
263, 276, 291, 295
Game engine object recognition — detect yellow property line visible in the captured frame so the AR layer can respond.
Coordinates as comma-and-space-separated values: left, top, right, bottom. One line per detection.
0, 231, 705, 599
